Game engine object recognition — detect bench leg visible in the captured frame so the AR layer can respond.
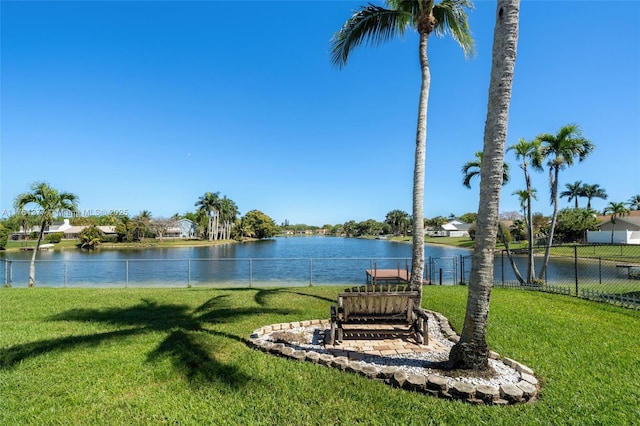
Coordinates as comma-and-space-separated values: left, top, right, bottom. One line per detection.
329, 306, 337, 345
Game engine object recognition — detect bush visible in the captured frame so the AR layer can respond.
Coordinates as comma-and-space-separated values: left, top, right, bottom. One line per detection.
0, 226, 9, 250
46, 232, 64, 243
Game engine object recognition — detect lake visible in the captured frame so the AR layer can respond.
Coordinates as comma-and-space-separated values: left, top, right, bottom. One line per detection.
2, 237, 627, 288
1, 236, 471, 288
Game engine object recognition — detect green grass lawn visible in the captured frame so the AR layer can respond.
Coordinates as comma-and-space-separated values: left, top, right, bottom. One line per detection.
1, 286, 639, 425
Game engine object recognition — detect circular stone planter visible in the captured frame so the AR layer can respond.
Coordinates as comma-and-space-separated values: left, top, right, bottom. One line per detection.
249, 312, 539, 405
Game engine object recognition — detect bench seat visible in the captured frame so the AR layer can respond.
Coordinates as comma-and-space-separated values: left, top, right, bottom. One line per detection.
329, 284, 428, 345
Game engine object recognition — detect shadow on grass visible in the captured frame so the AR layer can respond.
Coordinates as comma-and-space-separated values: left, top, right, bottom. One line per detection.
0, 293, 297, 388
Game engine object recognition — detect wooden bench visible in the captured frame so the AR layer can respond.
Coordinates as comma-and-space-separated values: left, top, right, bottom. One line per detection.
329, 284, 428, 345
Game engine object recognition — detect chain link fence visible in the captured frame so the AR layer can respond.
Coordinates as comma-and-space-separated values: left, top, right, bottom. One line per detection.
459, 244, 640, 310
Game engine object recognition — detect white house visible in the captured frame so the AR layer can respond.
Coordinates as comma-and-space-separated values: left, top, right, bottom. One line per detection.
426, 219, 471, 237
11, 219, 117, 240
587, 213, 640, 245
164, 219, 197, 239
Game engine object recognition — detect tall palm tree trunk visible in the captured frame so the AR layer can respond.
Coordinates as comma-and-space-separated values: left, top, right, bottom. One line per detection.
610, 219, 616, 244
410, 31, 430, 301
524, 169, 536, 283
28, 222, 46, 287
538, 167, 559, 280
450, 0, 520, 370
498, 225, 525, 284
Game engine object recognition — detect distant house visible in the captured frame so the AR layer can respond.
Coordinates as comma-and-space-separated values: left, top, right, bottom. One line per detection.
164, 219, 197, 239
587, 211, 640, 244
11, 219, 117, 240
426, 219, 471, 237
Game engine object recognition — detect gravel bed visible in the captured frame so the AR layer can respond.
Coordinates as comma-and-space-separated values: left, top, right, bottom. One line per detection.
258, 313, 521, 388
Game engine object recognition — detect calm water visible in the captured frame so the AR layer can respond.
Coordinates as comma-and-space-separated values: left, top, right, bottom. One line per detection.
2, 237, 627, 288
1, 237, 470, 288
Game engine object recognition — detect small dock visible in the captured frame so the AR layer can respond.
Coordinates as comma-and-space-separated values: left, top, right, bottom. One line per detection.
366, 260, 429, 285
616, 264, 640, 280
20, 243, 55, 251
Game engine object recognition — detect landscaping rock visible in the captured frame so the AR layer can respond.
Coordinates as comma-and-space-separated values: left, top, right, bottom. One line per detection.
405, 374, 427, 392
305, 351, 320, 363
318, 354, 334, 366
331, 356, 350, 371
426, 375, 448, 392
476, 384, 500, 403
392, 370, 408, 388
500, 383, 524, 403
520, 372, 538, 386
360, 365, 378, 379
378, 366, 397, 380
516, 380, 537, 399
451, 381, 476, 400
290, 350, 306, 361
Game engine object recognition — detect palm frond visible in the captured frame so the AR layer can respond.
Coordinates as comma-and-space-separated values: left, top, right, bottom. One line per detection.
432, 0, 475, 58
330, 4, 410, 68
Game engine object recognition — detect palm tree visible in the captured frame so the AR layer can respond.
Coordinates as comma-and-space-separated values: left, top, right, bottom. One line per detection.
385, 209, 410, 236
195, 192, 220, 241
560, 180, 583, 208
507, 137, 542, 284
581, 183, 607, 210
331, 0, 474, 299
13, 182, 79, 287
462, 152, 522, 286
449, 0, 520, 371
603, 201, 630, 244
628, 194, 640, 211
461, 151, 510, 189
131, 210, 152, 242
218, 196, 239, 240
536, 124, 594, 280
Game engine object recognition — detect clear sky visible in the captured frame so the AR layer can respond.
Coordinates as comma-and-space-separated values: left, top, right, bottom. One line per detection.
1, 1, 639, 226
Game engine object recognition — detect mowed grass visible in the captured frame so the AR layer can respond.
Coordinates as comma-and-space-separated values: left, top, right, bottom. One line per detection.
1, 286, 639, 425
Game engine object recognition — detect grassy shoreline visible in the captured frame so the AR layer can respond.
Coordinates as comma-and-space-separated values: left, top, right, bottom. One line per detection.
1, 285, 638, 424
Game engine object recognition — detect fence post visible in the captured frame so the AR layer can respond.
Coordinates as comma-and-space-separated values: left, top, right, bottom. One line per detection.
598, 257, 602, 285
574, 245, 579, 296
309, 258, 313, 287
188, 259, 191, 288
4, 260, 10, 287
249, 259, 253, 288
501, 251, 505, 285
439, 268, 443, 285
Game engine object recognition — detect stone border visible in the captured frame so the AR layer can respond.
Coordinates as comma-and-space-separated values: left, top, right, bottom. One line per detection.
248, 312, 539, 405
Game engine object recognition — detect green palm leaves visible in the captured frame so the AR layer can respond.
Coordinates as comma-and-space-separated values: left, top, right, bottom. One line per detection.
330, 0, 474, 68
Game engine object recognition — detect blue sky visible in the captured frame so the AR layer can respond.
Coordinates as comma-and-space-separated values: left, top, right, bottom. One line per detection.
1, 1, 639, 226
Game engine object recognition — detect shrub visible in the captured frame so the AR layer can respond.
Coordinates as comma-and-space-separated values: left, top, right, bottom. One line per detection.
46, 232, 64, 243
0, 226, 9, 250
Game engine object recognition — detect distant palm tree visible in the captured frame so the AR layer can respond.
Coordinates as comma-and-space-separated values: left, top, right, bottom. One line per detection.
218, 196, 239, 240
560, 180, 583, 208
385, 209, 411, 236
507, 137, 542, 284
14, 182, 79, 287
627, 194, 640, 211
195, 192, 220, 241
461, 151, 510, 189
603, 201, 630, 244
581, 183, 608, 210
449, 0, 521, 371
536, 124, 594, 280
331, 0, 474, 297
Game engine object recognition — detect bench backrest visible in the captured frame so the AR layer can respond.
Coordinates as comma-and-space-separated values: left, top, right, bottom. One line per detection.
338, 285, 419, 322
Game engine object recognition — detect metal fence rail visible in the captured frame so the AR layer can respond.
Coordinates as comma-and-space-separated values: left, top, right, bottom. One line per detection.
4, 244, 639, 310
1, 257, 424, 289
460, 244, 640, 310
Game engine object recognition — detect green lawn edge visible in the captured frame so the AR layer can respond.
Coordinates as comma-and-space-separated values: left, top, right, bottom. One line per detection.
1, 286, 638, 425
